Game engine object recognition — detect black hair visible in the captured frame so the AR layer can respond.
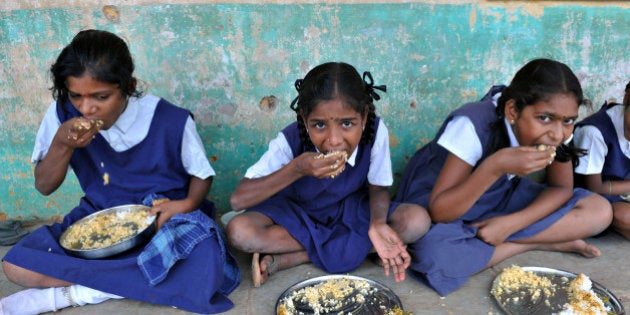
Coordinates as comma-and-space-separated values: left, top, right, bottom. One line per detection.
289, 62, 386, 151
490, 58, 586, 166
50, 29, 141, 103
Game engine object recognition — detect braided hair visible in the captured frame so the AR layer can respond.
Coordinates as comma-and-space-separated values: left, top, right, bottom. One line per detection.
490, 58, 586, 167
289, 62, 386, 151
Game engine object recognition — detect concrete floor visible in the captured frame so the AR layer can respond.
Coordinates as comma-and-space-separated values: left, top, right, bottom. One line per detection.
0, 226, 628, 315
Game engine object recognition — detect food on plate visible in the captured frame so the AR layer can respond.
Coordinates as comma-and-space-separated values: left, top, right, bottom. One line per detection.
491, 265, 557, 304
61, 208, 153, 250
554, 274, 608, 315
277, 276, 409, 315
491, 265, 615, 315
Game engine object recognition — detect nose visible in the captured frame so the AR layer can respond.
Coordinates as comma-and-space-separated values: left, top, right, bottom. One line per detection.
548, 121, 564, 144
327, 126, 343, 148
76, 98, 97, 115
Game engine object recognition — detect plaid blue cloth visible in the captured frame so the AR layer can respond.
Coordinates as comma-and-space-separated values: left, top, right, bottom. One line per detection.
137, 196, 240, 294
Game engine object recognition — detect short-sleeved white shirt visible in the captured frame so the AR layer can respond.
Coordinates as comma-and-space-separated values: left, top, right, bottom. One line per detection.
574, 105, 630, 175
436, 92, 519, 179
31, 94, 215, 179
244, 119, 393, 186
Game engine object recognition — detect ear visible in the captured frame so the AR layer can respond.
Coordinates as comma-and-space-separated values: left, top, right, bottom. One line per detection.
504, 99, 519, 123
301, 115, 308, 132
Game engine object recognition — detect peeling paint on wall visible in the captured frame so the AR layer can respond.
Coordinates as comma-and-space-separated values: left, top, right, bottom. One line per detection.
1, 2, 629, 219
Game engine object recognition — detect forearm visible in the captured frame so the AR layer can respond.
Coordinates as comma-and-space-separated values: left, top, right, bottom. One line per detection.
430, 159, 501, 222
182, 176, 212, 213
229, 160, 303, 210
590, 178, 630, 196
507, 185, 574, 232
34, 138, 74, 195
368, 185, 391, 225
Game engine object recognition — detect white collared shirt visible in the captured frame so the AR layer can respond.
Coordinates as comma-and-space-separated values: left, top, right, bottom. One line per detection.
574, 105, 630, 175
31, 94, 215, 179
437, 92, 519, 179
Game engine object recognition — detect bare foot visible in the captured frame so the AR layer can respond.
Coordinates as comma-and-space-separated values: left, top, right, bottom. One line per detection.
258, 255, 278, 285
542, 239, 601, 258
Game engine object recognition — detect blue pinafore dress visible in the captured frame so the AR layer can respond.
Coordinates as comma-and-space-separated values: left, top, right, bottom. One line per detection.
3, 98, 238, 314
575, 101, 630, 203
249, 118, 398, 273
395, 86, 591, 296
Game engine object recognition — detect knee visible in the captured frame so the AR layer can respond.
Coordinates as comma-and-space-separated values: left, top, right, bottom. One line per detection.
224, 216, 256, 252
2, 261, 29, 286
391, 203, 431, 243
587, 194, 614, 226
612, 203, 630, 228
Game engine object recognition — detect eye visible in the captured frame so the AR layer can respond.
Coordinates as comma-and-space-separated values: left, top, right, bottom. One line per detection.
538, 115, 551, 123
68, 93, 80, 99
563, 118, 576, 125
341, 120, 355, 128
96, 94, 110, 101
311, 121, 326, 129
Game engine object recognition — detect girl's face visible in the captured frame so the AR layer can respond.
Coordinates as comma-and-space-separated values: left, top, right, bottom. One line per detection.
66, 75, 127, 130
303, 99, 367, 155
506, 93, 578, 147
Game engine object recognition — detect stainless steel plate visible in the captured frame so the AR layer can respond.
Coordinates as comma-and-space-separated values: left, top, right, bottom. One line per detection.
492, 266, 625, 315
59, 204, 156, 259
276, 275, 404, 315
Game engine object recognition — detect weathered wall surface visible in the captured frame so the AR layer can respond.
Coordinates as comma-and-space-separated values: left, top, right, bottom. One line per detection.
1, 1, 629, 220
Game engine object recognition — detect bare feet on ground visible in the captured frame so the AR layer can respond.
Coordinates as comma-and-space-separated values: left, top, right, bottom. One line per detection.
258, 254, 276, 285
543, 239, 601, 258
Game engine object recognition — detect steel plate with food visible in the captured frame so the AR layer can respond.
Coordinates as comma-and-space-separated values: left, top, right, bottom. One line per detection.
59, 204, 156, 259
276, 275, 409, 315
491, 265, 625, 315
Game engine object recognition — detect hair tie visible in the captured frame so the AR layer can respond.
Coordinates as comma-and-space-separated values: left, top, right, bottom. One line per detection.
362, 72, 387, 101
290, 79, 304, 111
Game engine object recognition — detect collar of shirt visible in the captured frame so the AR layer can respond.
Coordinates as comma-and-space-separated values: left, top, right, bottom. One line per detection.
99, 97, 145, 151
504, 117, 520, 148
107, 97, 139, 135
500, 94, 519, 180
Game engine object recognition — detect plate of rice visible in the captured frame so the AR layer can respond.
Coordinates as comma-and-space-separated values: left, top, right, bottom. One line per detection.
491, 265, 624, 315
59, 204, 156, 259
276, 274, 409, 315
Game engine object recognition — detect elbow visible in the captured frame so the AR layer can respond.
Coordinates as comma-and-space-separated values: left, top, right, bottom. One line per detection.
35, 182, 53, 196
34, 177, 57, 196
229, 193, 245, 211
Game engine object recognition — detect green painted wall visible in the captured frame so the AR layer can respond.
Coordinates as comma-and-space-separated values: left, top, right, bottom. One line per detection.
1, 2, 629, 220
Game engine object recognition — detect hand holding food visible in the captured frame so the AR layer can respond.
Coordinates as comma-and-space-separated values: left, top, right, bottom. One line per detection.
313, 151, 348, 179
62, 117, 104, 147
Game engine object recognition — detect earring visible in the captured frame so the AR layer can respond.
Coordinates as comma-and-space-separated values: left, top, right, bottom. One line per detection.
510, 119, 515, 124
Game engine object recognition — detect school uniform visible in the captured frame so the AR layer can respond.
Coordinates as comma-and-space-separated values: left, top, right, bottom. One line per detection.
574, 102, 630, 203
395, 86, 592, 296
244, 118, 397, 273
3, 95, 239, 314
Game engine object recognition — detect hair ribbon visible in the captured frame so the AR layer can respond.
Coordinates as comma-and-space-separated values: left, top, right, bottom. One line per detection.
289, 79, 304, 111
363, 71, 387, 101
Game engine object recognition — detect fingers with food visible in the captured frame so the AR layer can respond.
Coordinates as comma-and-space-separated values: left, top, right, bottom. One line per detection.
314, 151, 348, 178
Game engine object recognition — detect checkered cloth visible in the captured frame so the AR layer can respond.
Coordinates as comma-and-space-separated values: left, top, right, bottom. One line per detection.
137, 196, 240, 293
